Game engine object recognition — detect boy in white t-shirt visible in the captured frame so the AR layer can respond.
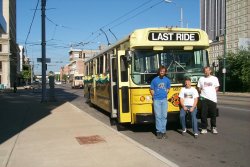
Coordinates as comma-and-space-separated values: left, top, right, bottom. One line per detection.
179, 77, 199, 138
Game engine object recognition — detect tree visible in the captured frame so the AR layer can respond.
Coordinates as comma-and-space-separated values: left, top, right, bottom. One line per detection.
217, 49, 250, 92
21, 69, 31, 84
62, 74, 67, 82
55, 74, 60, 81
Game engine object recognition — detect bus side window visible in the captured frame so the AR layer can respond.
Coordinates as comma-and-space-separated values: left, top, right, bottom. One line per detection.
105, 53, 110, 73
100, 55, 104, 74
112, 58, 117, 82
120, 55, 128, 82
97, 57, 100, 74
85, 64, 89, 75
90, 60, 93, 75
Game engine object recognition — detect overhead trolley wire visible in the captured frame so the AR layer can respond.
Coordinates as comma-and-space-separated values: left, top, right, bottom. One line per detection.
110, 0, 165, 30
84, 0, 155, 44
82, 0, 166, 47
24, 0, 40, 54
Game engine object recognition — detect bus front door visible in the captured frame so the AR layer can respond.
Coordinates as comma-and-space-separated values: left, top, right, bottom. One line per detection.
110, 56, 118, 118
117, 50, 131, 123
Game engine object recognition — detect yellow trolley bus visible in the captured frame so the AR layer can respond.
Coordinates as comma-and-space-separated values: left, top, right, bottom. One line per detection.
84, 27, 209, 124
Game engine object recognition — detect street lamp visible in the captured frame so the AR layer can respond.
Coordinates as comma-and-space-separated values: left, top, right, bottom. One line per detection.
164, 0, 183, 28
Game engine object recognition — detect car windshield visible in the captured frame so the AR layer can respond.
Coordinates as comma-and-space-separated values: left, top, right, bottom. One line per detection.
131, 49, 209, 85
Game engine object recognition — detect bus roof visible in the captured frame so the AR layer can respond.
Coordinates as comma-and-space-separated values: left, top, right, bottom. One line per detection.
86, 27, 209, 62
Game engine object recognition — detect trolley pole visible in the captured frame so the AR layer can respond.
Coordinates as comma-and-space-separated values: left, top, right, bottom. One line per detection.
41, 0, 47, 102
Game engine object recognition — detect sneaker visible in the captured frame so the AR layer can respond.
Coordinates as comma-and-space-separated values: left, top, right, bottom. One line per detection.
194, 133, 198, 138
182, 128, 187, 135
200, 129, 207, 134
156, 132, 162, 139
212, 127, 218, 134
162, 133, 168, 139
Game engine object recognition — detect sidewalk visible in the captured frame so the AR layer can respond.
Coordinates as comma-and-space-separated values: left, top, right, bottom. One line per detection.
0, 89, 177, 167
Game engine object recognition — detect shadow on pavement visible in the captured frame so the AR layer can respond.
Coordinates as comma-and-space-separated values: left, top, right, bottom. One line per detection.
0, 86, 79, 144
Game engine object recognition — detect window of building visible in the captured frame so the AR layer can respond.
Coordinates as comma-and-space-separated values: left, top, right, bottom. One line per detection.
0, 61, 2, 72
234, 42, 238, 48
0, 44, 2, 52
244, 32, 248, 38
79, 52, 82, 58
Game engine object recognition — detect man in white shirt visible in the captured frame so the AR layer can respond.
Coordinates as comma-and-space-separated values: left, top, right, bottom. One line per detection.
179, 77, 199, 138
197, 67, 220, 134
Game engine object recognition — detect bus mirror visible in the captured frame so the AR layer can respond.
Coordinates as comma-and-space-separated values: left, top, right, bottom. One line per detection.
125, 50, 133, 63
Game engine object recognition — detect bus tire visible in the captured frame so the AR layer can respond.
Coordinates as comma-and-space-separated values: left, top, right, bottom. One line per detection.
110, 118, 117, 126
116, 123, 127, 131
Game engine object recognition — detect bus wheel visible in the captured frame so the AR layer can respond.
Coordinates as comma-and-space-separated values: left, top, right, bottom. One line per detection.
116, 123, 127, 131
110, 118, 117, 126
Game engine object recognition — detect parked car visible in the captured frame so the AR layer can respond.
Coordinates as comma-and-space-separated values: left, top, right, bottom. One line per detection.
32, 80, 42, 89
24, 81, 41, 90
55, 81, 62, 85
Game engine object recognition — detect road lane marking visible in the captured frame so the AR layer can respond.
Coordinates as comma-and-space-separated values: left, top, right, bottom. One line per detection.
218, 105, 250, 112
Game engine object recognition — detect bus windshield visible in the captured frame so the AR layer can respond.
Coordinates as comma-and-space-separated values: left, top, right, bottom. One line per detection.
131, 49, 209, 85
75, 76, 83, 80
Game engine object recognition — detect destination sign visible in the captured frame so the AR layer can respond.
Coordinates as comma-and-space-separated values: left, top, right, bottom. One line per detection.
148, 32, 199, 41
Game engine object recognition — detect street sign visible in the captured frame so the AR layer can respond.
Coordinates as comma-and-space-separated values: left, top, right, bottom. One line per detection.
37, 58, 51, 63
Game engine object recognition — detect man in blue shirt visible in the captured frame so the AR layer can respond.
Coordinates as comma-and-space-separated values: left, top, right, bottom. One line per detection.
150, 66, 171, 139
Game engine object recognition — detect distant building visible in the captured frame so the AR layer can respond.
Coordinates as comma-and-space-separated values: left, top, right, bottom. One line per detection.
0, 0, 6, 33
61, 49, 99, 82
208, 35, 224, 66
200, 0, 226, 41
0, 0, 18, 88
17, 45, 24, 72
0, 0, 6, 86
226, 0, 250, 52
200, 0, 250, 66
200, 0, 226, 66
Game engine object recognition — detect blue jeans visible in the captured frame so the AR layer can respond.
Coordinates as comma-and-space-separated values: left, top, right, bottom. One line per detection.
180, 106, 198, 134
153, 98, 167, 133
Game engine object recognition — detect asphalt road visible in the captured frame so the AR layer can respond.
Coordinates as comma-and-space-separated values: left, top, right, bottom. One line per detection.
56, 84, 250, 167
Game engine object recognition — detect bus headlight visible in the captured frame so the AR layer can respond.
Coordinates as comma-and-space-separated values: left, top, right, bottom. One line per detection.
140, 95, 151, 102
145, 95, 151, 102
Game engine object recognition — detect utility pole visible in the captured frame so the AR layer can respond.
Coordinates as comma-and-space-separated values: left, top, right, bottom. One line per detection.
180, 7, 183, 28
164, 1, 183, 28
222, 1, 226, 94
30, 61, 33, 83
41, 0, 47, 102
223, 28, 226, 94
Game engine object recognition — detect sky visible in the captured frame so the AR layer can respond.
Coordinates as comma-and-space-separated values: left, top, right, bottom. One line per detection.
17, 0, 200, 75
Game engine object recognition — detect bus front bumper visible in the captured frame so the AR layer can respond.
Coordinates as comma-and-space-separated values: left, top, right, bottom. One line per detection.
133, 111, 180, 124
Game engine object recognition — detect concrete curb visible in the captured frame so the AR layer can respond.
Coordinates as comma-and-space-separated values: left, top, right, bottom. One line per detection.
68, 102, 179, 167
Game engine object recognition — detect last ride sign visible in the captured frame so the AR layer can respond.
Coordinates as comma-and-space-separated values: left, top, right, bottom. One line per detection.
148, 32, 199, 41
